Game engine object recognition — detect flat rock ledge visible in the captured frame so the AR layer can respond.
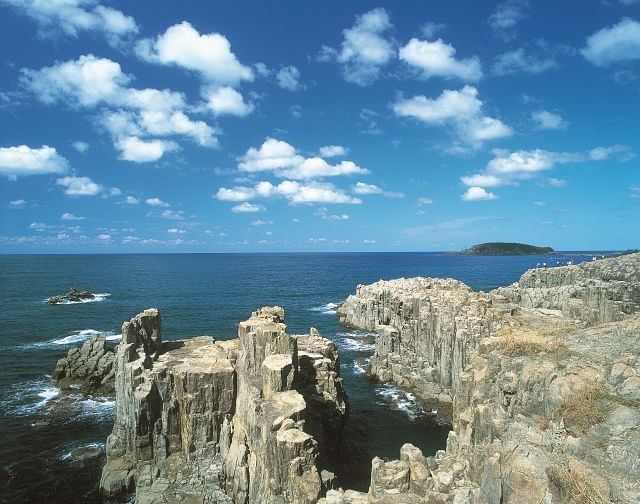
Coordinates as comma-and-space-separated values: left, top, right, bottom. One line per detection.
335, 252, 640, 503
100, 307, 348, 503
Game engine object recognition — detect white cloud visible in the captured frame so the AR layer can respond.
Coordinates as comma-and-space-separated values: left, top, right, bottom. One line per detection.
145, 197, 170, 207
1, 0, 138, 45
417, 197, 433, 206
276, 66, 303, 91
392, 86, 512, 150
319, 145, 349, 158
547, 178, 567, 188
124, 196, 140, 204
56, 176, 102, 196
136, 21, 253, 84
216, 180, 362, 206
420, 21, 447, 38
488, 0, 528, 40
116, 136, 179, 163
315, 207, 350, 220
167, 228, 186, 234
399, 38, 482, 81
352, 181, 382, 195
363, 239, 377, 244
588, 144, 633, 161
0, 145, 69, 178
238, 138, 368, 179
96, 234, 112, 242
231, 202, 264, 213
492, 48, 558, 75
320, 8, 395, 85
215, 186, 256, 201
251, 219, 273, 226
72, 141, 89, 153
532, 110, 567, 130
462, 186, 497, 201
9, 199, 27, 208
22, 54, 217, 161
204, 86, 254, 117
582, 18, 640, 66
160, 209, 185, 220
61, 212, 85, 221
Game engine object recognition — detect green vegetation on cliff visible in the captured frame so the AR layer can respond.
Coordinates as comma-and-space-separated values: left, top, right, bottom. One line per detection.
460, 242, 554, 256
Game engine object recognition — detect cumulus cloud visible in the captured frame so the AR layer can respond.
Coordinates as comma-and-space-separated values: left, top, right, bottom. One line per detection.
203, 86, 254, 117
237, 138, 368, 179
460, 145, 632, 196
231, 202, 264, 213
145, 197, 170, 207
276, 66, 304, 91
136, 21, 253, 84
56, 175, 102, 196
492, 48, 558, 75
160, 209, 186, 220
315, 207, 350, 220
124, 196, 140, 204
22, 54, 218, 161
391, 86, 512, 150
0, 145, 69, 178
1, 0, 138, 45
532, 110, 568, 130
318, 145, 349, 158
461, 186, 497, 201
251, 219, 273, 226
72, 141, 89, 153
215, 180, 362, 206
319, 8, 395, 85
351, 181, 403, 197
488, 0, 529, 41
399, 38, 482, 81
61, 212, 85, 221
582, 18, 640, 66
9, 199, 27, 209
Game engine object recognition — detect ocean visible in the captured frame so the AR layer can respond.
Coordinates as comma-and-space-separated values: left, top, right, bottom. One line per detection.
0, 252, 601, 503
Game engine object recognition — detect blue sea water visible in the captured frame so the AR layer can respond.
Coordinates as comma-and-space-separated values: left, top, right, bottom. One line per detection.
0, 252, 602, 503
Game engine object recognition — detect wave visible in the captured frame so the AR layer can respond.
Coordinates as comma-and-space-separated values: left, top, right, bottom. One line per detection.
59, 442, 105, 462
0, 378, 60, 416
309, 302, 339, 315
352, 361, 366, 374
335, 330, 376, 353
44, 293, 111, 305
374, 383, 437, 421
52, 329, 119, 345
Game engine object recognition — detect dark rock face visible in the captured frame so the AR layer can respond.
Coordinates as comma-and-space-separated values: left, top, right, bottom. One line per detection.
47, 288, 96, 304
52, 334, 115, 393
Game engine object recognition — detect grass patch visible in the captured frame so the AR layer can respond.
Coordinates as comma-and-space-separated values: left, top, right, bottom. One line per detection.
557, 383, 609, 436
497, 331, 572, 359
547, 464, 609, 504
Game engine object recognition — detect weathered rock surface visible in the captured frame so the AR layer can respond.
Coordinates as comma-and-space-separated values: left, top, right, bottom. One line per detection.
337, 253, 640, 503
494, 252, 640, 325
51, 334, 115, 393
47, 287, 96, 304
100, 306, 348, 503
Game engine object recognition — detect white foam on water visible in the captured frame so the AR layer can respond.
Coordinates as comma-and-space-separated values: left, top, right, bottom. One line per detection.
352, 362, 366, 374
339, 338, 375, 352
52, 329, 118, 345
309, 302, 339, 314
374, 383, 436, 421
0, 379, 61, 415
59, 442, 105, 461
79, 396, 115, 418
44, 293, 111, 305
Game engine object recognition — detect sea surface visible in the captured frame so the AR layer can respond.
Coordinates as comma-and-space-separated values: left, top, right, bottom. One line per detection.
0, 252, 604, 503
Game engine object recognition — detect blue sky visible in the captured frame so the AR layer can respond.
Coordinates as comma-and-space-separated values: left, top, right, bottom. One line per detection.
0, 0, 638, 253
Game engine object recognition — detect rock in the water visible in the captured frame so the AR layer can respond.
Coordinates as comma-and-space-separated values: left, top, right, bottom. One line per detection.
47, 287, 96, 304
100, 306, 348, 503
52, 334, 115, 393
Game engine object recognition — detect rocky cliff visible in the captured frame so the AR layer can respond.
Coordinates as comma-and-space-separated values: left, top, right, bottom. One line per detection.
334, 252, 640, 503
52, 334, 115, 393
100, 306, 347, 503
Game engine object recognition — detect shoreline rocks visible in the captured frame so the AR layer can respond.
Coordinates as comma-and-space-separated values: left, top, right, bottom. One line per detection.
52, 334, 115, 393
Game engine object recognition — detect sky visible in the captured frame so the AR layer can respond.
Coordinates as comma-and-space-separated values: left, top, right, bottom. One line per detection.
0, 0, 639, 253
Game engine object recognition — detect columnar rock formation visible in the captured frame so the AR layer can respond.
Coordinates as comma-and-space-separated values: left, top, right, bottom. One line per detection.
100, 306, 347, 503
335, 252, 640, 503
51, 334, 115, 393
494, 252, 640, 324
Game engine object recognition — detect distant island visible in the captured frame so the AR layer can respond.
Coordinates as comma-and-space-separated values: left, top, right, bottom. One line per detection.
460, 242, 555, 256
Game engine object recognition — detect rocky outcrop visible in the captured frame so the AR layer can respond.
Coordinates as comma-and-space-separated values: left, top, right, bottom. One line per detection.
47, 288, 96, 304
494, 252, 640, 325
337, 278, 513, 418
336, 253, 640, 503
100, 306, 347, 503
51, 334, 115, 393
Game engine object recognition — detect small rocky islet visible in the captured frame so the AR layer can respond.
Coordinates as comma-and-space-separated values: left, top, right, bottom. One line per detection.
46, 288, 97, 304
54, 252, 640, 503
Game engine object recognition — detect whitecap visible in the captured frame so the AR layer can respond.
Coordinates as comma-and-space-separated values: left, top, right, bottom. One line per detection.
338, 338, 375, 352
309, 302, 339, 315
44, 293, 111, 305
59, 442, 105, 461
374, 383, 436, 421
52, 329, 118, 345
0, 379, 60, 416
352, 362, 366, 374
